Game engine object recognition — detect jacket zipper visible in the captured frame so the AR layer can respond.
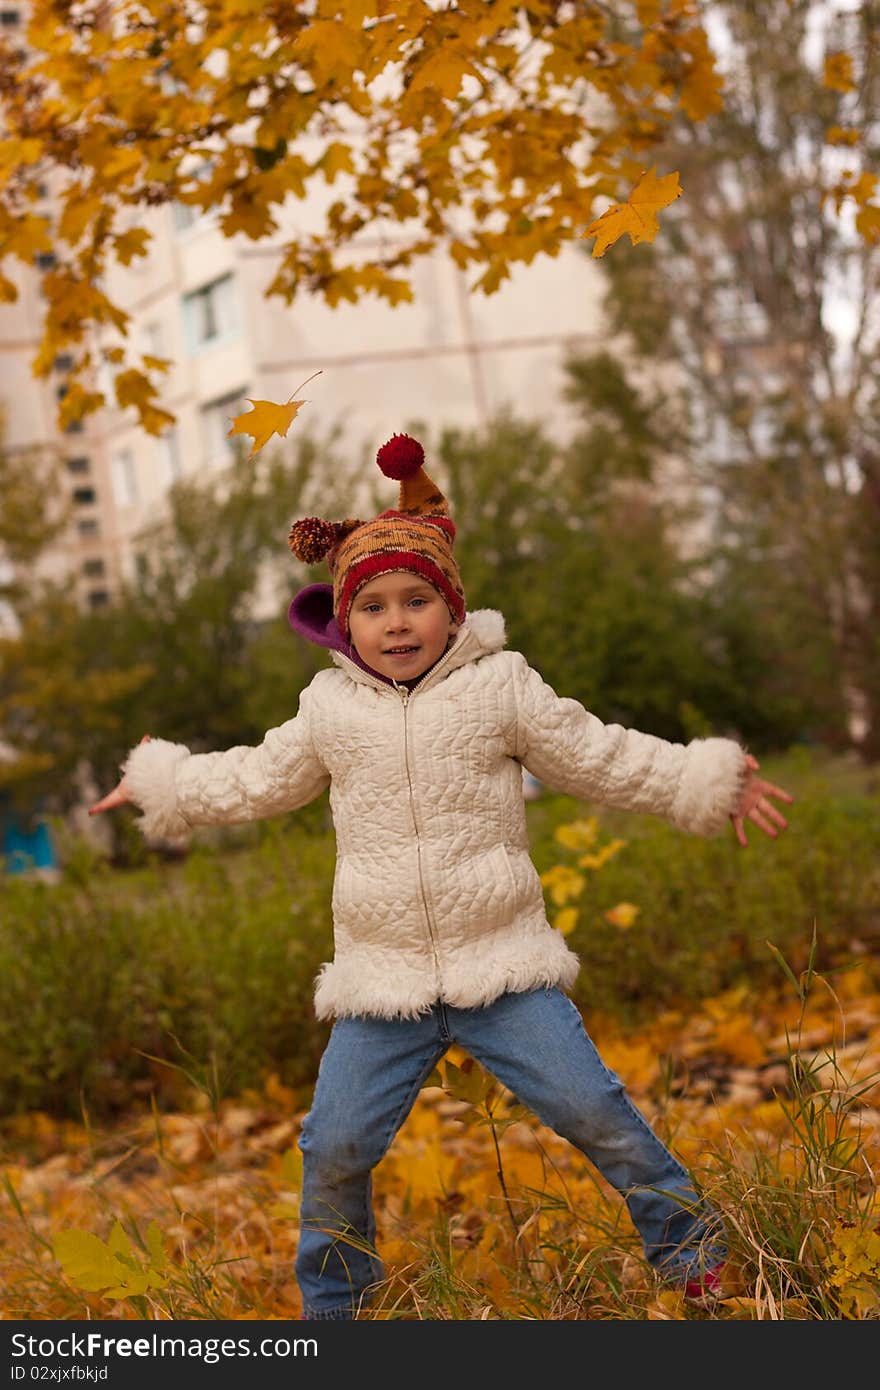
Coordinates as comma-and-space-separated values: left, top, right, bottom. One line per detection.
392, 645, 459, 995
397, 685, 444, 994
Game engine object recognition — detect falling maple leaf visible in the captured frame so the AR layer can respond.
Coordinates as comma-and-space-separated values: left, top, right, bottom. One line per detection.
227, 370, 322, 460
581, 168, 683, 258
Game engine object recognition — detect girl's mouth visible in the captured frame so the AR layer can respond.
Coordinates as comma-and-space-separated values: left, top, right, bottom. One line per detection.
384, 646, 418, 656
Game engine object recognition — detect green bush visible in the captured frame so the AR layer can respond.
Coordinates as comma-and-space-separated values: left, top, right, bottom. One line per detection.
527, 748, 880, 1022
0, 748, 876, 1119
0, 816, 335, 1118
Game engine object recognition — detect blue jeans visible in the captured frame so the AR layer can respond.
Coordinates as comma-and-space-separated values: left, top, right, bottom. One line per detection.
296, 987, 726, 1318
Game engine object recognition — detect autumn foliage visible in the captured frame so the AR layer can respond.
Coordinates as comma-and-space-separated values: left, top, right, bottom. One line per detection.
3, 963, 880, 1320
0, 0, 727, 434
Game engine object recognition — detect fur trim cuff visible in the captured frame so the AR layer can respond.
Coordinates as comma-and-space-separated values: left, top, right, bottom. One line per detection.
122, 738, 193, 844
671, 737, 747, 837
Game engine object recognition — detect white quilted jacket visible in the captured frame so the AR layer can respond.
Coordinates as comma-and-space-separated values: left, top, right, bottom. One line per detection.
122, 609, 747, 1020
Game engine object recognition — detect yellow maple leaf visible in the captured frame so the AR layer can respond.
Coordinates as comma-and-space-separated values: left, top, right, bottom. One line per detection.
605, 902, 639, 930
539, 864, 585, 906
823, 52, 856, 93
227, 371, 322, 460
855, 204, 880, 244
408, 48, 479, 101
554, 818, 599, 852
825, 125, 861, 146
554, 907, 579, 937
581, 167, 682, 258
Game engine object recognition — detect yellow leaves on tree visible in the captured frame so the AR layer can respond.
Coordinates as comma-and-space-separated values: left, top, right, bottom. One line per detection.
227, 372, 322, 461
823, 52, 857, 93
582, 168, 683, 258
0, 0, 724, 434
825, 171, 880, 246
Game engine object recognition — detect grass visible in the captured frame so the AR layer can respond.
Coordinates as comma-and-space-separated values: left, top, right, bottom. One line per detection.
2, 937, 877, 1320
0, 746, 876, 1121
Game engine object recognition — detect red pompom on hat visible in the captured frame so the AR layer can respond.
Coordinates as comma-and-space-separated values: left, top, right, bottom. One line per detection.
287, 432, 465, 636
376, 432, 425, 481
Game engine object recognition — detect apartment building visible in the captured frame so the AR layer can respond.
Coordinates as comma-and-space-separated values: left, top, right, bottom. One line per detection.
1, 135, 607, 619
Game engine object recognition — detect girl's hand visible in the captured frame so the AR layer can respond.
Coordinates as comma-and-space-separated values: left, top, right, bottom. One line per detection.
88, 735, 151, 816
730, 753, 794, 847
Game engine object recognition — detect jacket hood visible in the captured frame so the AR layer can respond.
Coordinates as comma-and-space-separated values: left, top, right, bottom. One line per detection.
288, 583, 350, 655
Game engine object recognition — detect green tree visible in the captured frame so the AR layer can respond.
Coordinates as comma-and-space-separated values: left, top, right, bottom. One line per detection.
588, 0, 879, 757
0, 426, 349, 824
420, 394, 735, 742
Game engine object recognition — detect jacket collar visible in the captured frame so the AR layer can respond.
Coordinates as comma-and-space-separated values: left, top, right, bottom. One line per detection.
328, 608, 507, 694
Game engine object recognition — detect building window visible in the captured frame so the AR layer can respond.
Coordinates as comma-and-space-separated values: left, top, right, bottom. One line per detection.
83, 558, 105, 578
134, 551, 150, 585
77, 518, 100, 538
172, 200, 203, 233
35, 251, 57, 271
158, 426, 182, 483
72, 486, 96, 506
182, 273, 239, 354
53, 353, 74, 373
88, 589, 109, 610
200, 389, 248, 468
0, 10, 21, 27
66, 456, 90, 475
111, 449, 138, 507
142, 321, 164, 358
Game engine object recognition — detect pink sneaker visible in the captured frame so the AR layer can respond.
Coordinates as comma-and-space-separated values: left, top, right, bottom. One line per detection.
683, 1263, 726, 1303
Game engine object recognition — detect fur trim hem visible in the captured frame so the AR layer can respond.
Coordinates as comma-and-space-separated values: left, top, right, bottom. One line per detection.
122, 737, 193, 844
312, 928, 580, 1021
670, 736, 747, 837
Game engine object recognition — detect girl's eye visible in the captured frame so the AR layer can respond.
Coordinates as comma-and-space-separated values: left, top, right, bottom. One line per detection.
409, 598, 426, 608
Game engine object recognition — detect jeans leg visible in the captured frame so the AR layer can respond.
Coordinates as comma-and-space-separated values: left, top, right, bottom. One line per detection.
452, 988, 726, 1281
296, 1010, 447, 1318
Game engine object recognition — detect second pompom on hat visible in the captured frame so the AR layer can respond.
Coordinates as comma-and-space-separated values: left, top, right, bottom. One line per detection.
288, 433, 466, 636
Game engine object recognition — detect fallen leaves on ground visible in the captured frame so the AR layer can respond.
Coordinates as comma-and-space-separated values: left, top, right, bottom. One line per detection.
2, 972, 879, 1321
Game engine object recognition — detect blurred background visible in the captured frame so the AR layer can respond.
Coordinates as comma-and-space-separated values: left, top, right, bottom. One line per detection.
0, 0, 877, 1117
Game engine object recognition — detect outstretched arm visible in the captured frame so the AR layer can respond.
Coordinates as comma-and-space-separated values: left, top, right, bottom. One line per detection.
511, 654, 794, 841
87, 690, 330, 842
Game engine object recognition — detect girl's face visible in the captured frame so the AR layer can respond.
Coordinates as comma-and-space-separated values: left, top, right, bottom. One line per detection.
348, 571, 459, 681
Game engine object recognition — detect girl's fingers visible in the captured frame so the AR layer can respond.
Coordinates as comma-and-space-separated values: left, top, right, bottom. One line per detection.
765, 782, 795, 804
761, 798, 789, 829
88, 783, 127, 815
731, 814, 748, 847
749, 807, 777, 837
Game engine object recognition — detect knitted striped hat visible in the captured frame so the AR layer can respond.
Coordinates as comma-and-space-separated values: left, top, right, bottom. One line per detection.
288, 433, 465, 637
